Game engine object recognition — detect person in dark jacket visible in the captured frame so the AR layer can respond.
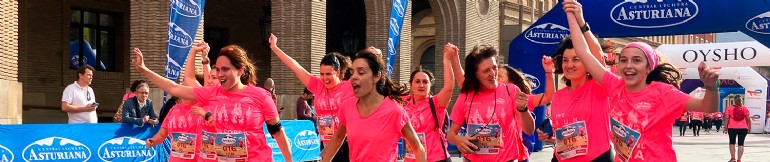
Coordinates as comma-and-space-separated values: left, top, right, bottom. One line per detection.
297, 87, 314, 120
122, 82, 158, 126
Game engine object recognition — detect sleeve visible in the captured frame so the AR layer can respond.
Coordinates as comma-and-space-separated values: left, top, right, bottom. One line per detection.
338, 98, 354, 127
450, 93, 468, 125
148, 100, 159, 119
258, 89, 280, 122
396, 105, 410, 137
193, 86, 217, 106
660, 83, 691, 120
61, 86, 74, 104
601, 71, 626, 95
527, 95, 537, 111
122, 99, 142, 126
306, 76, 324, 94
122, 93, 130, 101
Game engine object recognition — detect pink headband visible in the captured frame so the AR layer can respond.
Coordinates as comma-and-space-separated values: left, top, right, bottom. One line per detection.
623, 42, 658, 70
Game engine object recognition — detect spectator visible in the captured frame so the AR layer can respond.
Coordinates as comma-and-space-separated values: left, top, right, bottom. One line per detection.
297, 88, 314, 120
115, 80, 147, 122
61, 65, 98, 124
264, 78, 278, 104
121, 82, 158, 127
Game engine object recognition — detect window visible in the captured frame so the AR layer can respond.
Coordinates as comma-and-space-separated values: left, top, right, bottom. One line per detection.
204, 27, 229, 63
70, 9, 116, 71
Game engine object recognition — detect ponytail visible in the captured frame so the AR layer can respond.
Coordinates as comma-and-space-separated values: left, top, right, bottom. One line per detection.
646, 63, 682, 88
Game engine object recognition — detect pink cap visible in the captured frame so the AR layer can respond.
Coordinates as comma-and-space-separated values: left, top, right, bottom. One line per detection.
623, 42, 658, 70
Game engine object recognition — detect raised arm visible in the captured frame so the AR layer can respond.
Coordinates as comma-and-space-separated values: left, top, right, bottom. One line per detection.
437, 43, 458, 107
449, 45, 465, 88
183, 42, 208, 88
564, 0, 608, 84
132, 48, 196, 100
564, 0, 606, 67
685, 62, 720, 113
269, 34, 312, 86
529, 56, 556, 108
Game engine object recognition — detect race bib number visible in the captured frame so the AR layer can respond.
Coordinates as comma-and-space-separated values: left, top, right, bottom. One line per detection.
554, 121, 589, 160
215, 133, 248, 162
318, 116, 336, 141
466, 124, 502, 154
199, 131, 217, 160
404, 133, 427, 159
170, 132, 197, 159
610, 118, 641, 162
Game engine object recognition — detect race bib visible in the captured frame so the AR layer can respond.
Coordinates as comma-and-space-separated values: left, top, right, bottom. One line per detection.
199, 131, 217, 160
170, 132, 197, 159
318, 116, 336, 141
404, 133, 427, 159
215, 133, 248, 162
466, 124, 502, 154
610, 118, 641, 162
554, 121, 589, 160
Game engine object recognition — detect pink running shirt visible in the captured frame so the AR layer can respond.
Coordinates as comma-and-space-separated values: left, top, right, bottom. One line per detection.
690, 112, 704, 121
725, 105, 750, 129
194, 85, 279, 162
339, 97, 409, 162
602, 71, 691, 162
549, 79, 611, 162
162, 103, 203, 162
449, 83, 523, 162
403, 96, 449, 162
307, 76, 354, 144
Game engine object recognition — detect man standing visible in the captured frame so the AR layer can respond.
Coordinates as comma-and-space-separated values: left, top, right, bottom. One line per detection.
61, 65, 98, 123
296, 88, 314, 121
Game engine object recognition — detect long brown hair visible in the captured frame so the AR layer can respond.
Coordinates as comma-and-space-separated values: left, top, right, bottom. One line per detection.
501, 65, 532, 94
218, 45, 258, 85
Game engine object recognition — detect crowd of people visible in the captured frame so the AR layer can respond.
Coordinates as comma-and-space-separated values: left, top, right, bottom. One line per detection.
60, 0, 770, 162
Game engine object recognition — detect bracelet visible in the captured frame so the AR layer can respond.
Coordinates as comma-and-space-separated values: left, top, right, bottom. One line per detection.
517, 107, 528, 112
704, 86, 718, 92
580, 23, 591, 33
204, 112, 213, 121
202, 59, 210, 65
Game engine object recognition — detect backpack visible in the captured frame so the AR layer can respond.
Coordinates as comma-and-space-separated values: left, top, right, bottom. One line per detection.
427, 96, 450, 159
733, 106, 746, 121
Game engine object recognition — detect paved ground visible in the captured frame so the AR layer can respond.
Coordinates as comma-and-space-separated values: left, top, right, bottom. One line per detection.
447, 127, 770, 162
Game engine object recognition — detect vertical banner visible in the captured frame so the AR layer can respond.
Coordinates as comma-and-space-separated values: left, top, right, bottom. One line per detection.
165, 0, 206, 81
386, 0, 408, 77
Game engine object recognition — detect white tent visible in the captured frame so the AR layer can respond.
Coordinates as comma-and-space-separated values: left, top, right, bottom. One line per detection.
660, 41, 769, 133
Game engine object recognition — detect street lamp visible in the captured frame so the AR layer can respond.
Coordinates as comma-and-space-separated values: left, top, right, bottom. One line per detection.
341, 30, 360, 55
259, 4, 271, 46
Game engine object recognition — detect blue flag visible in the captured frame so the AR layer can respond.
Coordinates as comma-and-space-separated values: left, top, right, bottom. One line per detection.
386, 0, 408, 77
165, 0, 206, 81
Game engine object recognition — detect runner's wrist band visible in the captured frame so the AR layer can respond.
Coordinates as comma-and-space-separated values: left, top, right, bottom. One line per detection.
581, 23, 590, 33
704, 86, 718, 92
517, 107, 528, 112
204, 112, 212, 121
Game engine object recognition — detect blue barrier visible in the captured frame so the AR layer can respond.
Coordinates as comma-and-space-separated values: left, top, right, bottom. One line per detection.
0, 120, 319, 162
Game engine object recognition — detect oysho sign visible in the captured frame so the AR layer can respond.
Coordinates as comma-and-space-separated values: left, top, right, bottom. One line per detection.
22, 137, 91, 162
524, 23, 569, 45
98, 137, 156, 162
611, 0, 699, 28
658, 41, 770, 68
746, 11, 770, 34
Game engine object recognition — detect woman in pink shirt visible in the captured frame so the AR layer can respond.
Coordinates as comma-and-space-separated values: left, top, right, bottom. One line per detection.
401, 43, 457, 162
446, 44, 535, 162
320, 50, 427, 162
132, 45, 293, 162
678, 112, 689, 136
562, 1, 720, 161
724, 97, 751, 162
269, 34, 353, 161
535, 36, 614, 161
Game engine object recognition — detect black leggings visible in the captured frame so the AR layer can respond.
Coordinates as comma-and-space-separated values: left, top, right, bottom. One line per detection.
691, 120, 702, 135
728, 128, 749, 146
679, 121, 688, 135
551, 149, 614, 162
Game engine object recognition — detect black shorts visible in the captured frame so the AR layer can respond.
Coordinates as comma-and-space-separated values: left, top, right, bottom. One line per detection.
728, 128, 749, 146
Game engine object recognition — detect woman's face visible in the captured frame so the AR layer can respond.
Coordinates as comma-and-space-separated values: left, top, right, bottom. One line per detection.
350, 59, 380, 98
410, 72, 432, 98
208, 68, 220, 86
319, 65, 342, 89
561, 49, 588, 82
617, 48, 651, 87
475, 57, 499, 90
216, 56, 244, 91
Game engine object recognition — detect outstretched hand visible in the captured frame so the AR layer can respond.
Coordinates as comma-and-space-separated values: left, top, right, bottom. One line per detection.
132, 48, 147, 70
698, 62, 720, 88
542, 56, 554, 73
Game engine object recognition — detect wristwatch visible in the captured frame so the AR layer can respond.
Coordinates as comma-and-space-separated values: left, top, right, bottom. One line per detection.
581, 23, 590, 33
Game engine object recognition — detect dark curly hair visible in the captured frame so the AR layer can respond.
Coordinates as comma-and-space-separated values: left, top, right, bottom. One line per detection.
352, 50, 409, 103
461, 44, 498, 93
